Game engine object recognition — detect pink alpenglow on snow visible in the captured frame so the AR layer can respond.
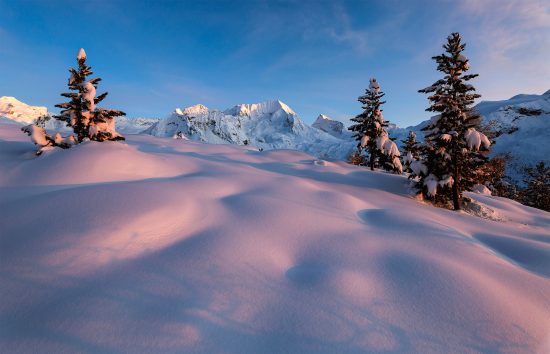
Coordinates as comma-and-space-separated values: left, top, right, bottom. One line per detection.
0, 121, 549, 353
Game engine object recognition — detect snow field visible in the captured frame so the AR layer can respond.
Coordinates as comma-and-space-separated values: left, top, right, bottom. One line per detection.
1, 122, 549, 353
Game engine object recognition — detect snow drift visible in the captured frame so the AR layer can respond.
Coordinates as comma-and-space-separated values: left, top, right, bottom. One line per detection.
1, 121, 549, 353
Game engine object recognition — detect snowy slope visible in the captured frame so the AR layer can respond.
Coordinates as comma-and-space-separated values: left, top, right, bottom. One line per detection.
0, 96, 48, 124
477, 90, 550, 182
147, 100, 356, 160
1, 121, 549, 353
115, 116, 160, 134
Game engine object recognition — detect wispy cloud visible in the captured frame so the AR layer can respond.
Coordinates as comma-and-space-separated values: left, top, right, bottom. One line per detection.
325, 3, 370, 55
457, 0, 550, 98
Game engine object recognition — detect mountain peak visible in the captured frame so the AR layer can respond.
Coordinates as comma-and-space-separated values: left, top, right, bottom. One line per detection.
224, 100, 296, 117
175, 104, 209, 116
312, 114, 344, 137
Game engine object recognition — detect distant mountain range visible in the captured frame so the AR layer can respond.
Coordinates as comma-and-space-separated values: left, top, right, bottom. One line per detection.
2, 90, 549, 182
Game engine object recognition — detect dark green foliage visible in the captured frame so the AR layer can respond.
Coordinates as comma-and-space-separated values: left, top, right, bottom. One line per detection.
401, 131, 421, 174
348, 78, 395, 171
416, 33, 490, 210
521, 161, 550, 211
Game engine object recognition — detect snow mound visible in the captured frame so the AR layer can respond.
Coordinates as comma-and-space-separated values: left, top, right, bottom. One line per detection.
1, 121, 549, 353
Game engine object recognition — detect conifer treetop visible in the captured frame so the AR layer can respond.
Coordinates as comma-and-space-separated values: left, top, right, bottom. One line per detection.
77, 48, 87, 61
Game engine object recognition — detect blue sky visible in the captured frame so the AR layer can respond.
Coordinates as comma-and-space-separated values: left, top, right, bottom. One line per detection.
1, 0, 549, 127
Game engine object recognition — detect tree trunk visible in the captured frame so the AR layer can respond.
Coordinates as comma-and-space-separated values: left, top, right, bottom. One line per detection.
453, 165, 461, 210
369, 150, 375, 171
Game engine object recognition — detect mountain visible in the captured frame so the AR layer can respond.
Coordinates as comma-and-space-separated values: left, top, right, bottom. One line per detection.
1, 120, 549, 353
115, 116, 160, 134
0, 96, 48, 124
477, 90, 550, 182
311, 114, 345, 137
3, 91, 548, 181
0, 96, 159, 134
146, 99, 356, 160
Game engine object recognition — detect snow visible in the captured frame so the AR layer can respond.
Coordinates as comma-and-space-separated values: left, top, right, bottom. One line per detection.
464, 128, 490, 151
424, 174, 439, 196
369, 78, 380, 94
146, 100, 356, 160
23, 124, 49, 146
224, 100, 295, 117
0, 96, 48, 124
77, 47, 87, 61
472, 184, 492, 195
115, 116, 160, 134
1, 121, 550, 353
82, 81, 97, 111
440, 133, 452, 142
311, 114, 345, 137
392, 156, 403, 174
457, 54, 469, 69
404, 151, 414, 164
410, 160, 427, 176
182, 103, 209, 116
438, 175, 454, 188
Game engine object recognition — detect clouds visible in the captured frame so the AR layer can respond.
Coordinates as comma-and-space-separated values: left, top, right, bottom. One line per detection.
456, 0, 550, 98
0, 0, 548, 125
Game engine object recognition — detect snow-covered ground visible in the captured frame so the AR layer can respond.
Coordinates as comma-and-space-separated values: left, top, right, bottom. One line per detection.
1, 121, 549, 353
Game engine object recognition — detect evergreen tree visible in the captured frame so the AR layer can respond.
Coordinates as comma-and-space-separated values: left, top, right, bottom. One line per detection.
401, 131, 420, 174
55, 48, 125, 143
348, 78, 401, 173
417, 33, 490, 210
522, 161, 550, 211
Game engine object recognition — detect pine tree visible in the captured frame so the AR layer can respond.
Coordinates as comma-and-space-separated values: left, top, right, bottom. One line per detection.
521, 161, 550, 211
417, 33, 490, 210
348, 78, 401, 173
401, 131, 420, 174
55, 48, 125, 143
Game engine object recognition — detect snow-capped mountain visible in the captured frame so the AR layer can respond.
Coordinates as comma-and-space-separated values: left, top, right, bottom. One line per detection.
147, 100, 356, 160
0, 96, 48, 124
115, 116, 160, 134
312, 114, 346, 137
0, 96, 159, 134
478, 90, 550, 182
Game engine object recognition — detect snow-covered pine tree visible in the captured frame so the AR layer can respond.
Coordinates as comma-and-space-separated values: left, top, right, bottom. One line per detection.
348, 78, 401, 173
417, 33, 490, 210
401, 131, 420, 174
21, 124, 75, 155
55, 48, 125, 142
522, 161, 550, 211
